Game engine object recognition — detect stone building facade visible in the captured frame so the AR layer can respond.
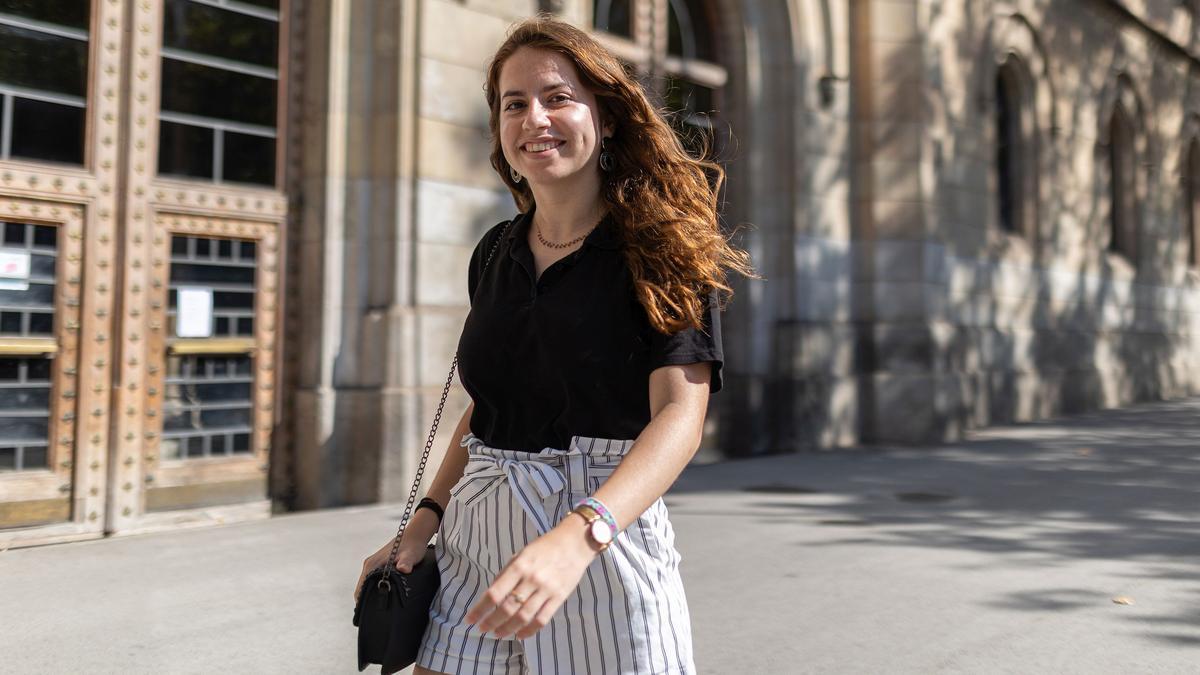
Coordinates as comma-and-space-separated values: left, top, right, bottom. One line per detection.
0, 0, 1197, 546
283, 0, 1200, 511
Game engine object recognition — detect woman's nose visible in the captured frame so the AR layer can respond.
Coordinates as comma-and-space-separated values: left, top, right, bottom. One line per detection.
522, 100, 550, 130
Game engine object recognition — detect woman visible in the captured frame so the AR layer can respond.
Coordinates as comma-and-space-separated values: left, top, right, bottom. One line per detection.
356, 16, 753, 674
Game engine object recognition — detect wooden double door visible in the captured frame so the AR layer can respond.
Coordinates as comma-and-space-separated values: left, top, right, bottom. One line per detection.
0, 0, 288, 547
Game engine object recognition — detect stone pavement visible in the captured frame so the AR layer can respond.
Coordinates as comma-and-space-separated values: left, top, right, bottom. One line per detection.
2, 398, 1198, 674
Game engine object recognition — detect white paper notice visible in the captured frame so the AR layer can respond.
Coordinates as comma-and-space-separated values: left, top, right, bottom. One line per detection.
0, 249, 31, 291
176, 286, 214, 338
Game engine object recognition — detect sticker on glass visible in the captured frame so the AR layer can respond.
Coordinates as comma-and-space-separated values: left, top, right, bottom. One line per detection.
0, 249, 31, 291
177, 286, 214, 338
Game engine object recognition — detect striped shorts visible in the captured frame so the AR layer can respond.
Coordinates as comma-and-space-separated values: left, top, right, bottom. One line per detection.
415, 432, 696, 675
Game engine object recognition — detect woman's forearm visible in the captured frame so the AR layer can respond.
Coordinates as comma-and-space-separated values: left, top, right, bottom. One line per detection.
399, 402, 474, 544
590, 398, 705, 531
426, 401, 474, 507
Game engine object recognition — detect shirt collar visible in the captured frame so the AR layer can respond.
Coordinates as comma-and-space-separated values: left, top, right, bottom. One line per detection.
507, 208, 621, 251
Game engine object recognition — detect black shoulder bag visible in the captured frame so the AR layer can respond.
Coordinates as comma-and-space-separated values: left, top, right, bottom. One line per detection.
352, 221, 509, 674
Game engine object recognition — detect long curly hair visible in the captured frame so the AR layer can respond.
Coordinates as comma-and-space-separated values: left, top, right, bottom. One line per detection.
484, 16, 756, 334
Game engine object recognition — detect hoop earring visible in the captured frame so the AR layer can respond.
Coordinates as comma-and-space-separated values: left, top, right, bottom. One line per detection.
510, 166, 522, 184
599, 137, 614, 172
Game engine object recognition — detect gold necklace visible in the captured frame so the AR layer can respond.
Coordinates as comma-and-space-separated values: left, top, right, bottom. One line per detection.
534, 215, 602, 249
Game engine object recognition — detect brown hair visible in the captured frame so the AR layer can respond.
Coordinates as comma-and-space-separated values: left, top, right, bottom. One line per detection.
484, 16, 756, 334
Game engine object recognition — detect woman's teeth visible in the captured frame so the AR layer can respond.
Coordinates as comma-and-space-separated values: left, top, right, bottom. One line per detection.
524, 142, 559, 152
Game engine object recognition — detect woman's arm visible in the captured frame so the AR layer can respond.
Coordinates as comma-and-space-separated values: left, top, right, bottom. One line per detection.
585, 362, 710, 530
355, 401, 476, 597
397, 400, 475, 546
465, 362, 711, 638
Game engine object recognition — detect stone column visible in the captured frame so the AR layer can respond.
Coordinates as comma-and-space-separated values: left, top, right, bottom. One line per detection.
848, 0, 952, 443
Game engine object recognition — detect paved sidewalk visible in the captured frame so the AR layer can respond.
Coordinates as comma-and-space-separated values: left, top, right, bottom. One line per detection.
2, 398, 1198, 674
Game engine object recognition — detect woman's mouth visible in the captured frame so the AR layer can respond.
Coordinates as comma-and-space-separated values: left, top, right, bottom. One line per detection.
522, 141, 564, 154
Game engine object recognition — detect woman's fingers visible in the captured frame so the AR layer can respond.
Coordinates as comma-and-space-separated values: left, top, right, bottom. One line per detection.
464, 568, 522, 627
514, 600, 560, 640
489, 586, 550, 638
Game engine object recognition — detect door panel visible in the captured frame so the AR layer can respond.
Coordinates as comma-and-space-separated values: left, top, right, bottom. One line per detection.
0, 202, 85, 530
135, 218, 279, 519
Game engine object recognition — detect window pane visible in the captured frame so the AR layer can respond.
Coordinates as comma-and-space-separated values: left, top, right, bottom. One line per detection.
0, 25, 88, 96
159, 119, 214, 180
0, 385, 49, 409
169, 262, 255, 285
10, 97, 86, 165
2, 222, 21, 246
232, 432, 250, 452
995, 67, 1016, 233
22, 444, 45, 468
159, 58, 276, 127
594, 0, 632, 38
668, 0, 685, 57
0, 284, 54, 308
683, 0, 714, 62
213, 291, 254, 309
186, 436, 204, 457
1109, 107, 1136, 258
237, 0, 279, 9
0, 0, 90, 30
663, 76, 713, 118
163, 0, 279, 69
1189, 141, 1200, 267
0, 311, 21, 333
0, 415, 48, 443
32, 225, 56, 249
222, 131, 275, 186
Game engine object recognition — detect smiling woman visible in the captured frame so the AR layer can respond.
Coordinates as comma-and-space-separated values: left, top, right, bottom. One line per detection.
355, 16, 755, 675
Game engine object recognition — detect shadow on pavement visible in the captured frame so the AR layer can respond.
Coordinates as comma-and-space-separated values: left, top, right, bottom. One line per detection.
670, 398, 1200, 643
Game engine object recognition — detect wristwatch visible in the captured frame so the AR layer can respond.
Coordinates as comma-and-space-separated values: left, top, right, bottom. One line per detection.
571, 504, 615, 552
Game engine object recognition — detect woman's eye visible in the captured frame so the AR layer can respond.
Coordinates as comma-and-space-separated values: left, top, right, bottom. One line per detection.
549, 94, 571, 104
504, 101, 524, 112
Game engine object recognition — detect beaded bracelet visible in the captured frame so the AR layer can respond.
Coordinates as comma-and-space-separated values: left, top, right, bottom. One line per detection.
573, 496, 618, 537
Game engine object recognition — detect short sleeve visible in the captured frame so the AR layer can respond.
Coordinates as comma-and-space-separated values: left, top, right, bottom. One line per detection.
645, 287, 724, 394
468, 220, 512, 305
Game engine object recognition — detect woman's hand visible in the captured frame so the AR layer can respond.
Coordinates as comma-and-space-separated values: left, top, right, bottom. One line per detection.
354, 507, 439, 602
464, 513, 600, 640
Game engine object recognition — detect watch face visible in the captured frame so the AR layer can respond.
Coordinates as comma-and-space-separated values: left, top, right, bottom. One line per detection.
590, 519, 614, 544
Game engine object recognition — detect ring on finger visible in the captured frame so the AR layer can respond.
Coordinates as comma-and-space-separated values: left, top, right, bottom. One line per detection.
508, 591, 527, 604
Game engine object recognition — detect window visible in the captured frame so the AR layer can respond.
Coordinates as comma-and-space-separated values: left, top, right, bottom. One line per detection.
594, 0, 633, 39
162, 235, 257, 460
593, 0, 726, 159
0, 219, 58, 472
1108, 104, 1138, 262
158, 0, 281, 187
0, 0, 91, 166
994, 58, 1022, 234
1187, 138, 1199, 268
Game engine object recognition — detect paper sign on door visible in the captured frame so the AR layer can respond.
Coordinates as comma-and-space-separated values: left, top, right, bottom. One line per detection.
176, 286, 214, 338
0, 249, 31, 291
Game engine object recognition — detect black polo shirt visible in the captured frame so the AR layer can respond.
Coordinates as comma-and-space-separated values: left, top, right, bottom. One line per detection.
457, 209, 724, 453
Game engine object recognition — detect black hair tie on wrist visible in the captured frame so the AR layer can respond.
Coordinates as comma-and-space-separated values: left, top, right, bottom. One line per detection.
415, 497, 444, 522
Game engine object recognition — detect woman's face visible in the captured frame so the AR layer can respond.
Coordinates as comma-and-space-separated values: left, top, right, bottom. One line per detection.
497, 46, 607, 190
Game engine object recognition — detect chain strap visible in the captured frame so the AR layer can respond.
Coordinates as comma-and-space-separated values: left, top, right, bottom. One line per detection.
381, 220, 511, 579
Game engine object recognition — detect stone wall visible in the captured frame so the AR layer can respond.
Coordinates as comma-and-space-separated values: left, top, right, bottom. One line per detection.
281, 0, 1200, 508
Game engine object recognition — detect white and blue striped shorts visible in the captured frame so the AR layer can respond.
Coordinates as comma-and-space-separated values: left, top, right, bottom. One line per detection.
415, 432, 696, 674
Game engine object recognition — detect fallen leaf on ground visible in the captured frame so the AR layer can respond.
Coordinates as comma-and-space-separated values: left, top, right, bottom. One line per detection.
1076, 448, 1094, 456
1112, 596, 1135, 605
